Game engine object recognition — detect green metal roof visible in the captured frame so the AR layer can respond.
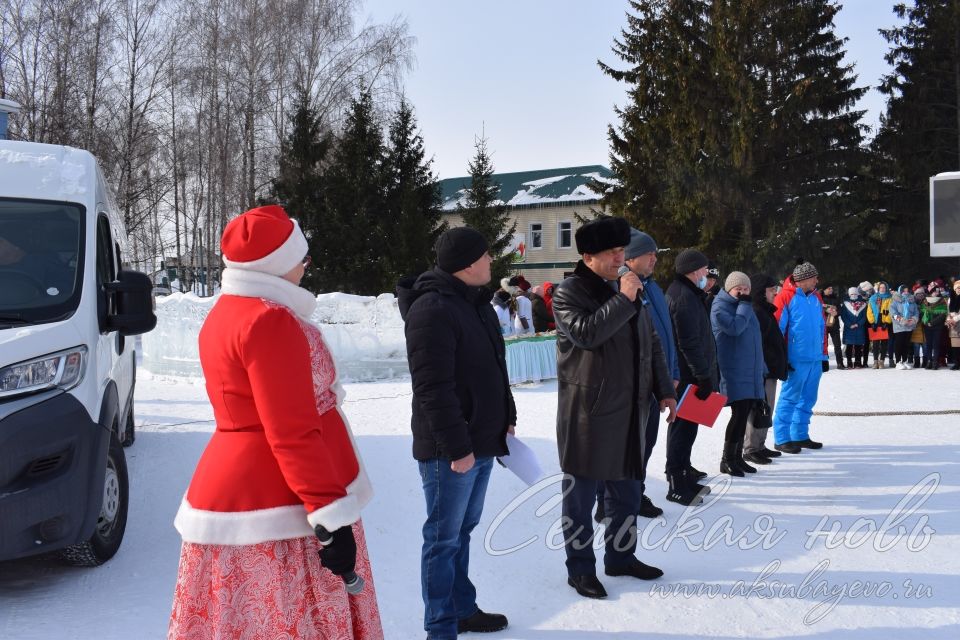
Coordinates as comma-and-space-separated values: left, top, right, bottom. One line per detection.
439, 165, 614, 210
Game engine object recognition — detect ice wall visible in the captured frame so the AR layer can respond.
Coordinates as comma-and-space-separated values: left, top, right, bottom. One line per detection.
140, 292, 409, 381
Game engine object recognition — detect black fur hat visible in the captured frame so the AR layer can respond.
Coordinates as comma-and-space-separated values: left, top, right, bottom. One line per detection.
574, 217, 631, 255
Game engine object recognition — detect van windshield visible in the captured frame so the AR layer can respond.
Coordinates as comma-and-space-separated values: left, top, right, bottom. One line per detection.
0, 199, 84, 327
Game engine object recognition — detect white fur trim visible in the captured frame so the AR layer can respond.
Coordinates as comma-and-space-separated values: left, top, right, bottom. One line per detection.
222, 219, 309, 276
221, 268, 317, 319
308, 405, 374, 531
174, 500, 314, 545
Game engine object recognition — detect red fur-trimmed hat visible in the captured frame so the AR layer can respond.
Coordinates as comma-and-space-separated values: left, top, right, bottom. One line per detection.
221, 205, 308, 276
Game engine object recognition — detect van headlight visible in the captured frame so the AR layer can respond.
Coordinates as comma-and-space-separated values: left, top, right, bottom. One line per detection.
0, 347, 87, 399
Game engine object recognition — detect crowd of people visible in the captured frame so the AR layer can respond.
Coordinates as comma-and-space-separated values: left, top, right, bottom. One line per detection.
829, 279, 960, 370
166, 206, 960, 640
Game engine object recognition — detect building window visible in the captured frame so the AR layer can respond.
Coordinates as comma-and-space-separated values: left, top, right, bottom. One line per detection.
530, 222, 543, 249
558, 221, 572, 248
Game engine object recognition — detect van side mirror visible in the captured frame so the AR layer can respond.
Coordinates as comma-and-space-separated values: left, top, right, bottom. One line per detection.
104, 270, 157, 336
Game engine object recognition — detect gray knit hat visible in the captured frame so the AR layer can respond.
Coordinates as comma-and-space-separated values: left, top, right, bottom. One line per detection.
792, 258, 818, 282
724, 271, 751, 292
624, 228, 658, 260
674, 248, 709, 275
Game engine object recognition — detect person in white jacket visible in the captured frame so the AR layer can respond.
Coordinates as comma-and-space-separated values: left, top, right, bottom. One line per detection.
502, 276, 534, 335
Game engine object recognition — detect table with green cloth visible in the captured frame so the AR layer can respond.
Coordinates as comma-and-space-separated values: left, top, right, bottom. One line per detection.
504, 334, 557, 385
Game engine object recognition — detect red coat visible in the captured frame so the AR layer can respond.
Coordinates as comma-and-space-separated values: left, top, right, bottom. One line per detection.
174, 271, 372, 545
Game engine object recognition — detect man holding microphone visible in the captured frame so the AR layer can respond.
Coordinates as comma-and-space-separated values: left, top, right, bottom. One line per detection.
554, 216, 676, 599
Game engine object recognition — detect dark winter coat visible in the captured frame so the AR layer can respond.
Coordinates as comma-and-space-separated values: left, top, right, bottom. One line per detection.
553, 261, 675, 481
752, 291, 788, 381
821, 290, 842, 335
711, 289, 766, 402
840, 299, 868, 346
397, 268, 517, 462
529, 292, 551, 332
666, 274, 719, 387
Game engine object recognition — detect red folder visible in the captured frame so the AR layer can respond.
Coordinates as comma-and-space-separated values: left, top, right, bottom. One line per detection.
676, 385, 728, 427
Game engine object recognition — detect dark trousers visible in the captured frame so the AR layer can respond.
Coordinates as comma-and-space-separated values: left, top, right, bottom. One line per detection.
562, 474, 641, 577
871, 338, 888, 362
828, 325, 843, 365
724, 399, 754, 444
665, 416, 698, 474
924, 325, 943, 362
893, 331, 913, 363
844, 344, 864, 366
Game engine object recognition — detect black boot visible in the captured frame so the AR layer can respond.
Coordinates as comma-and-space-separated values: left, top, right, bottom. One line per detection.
458, 610, 509, 633
923, 358, 931, 369
666, 472, 702, 506
734, 441, 757, 474
836, 356, 846, 370
914, 355, 921, 369
684, 468, 711, 494
846, 355, 854, 369
720, 441, 744, 477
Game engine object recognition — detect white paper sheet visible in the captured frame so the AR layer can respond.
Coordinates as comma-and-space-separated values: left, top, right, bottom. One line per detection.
497, 433, 544, 486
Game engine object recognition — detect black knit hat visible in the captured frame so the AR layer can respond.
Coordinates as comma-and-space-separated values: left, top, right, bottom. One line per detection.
575, 216, 631, 255
674, 248, 709, 274
435, 227, 489, 274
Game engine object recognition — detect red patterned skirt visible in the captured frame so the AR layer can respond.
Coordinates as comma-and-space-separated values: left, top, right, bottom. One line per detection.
168, 521, 382, 640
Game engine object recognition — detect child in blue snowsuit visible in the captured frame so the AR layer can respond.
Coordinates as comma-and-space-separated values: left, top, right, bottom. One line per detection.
772, 260, 827, 452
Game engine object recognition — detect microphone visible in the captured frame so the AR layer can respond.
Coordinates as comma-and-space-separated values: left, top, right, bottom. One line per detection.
618, 266, 646, 304
315, 526, 364, 595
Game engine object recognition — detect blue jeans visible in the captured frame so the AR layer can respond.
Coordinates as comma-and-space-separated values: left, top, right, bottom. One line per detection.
773, 361, 823, 444
419, 456, 493, 640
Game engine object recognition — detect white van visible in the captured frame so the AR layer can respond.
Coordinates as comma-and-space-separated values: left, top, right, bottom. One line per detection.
0, 134, 156, 565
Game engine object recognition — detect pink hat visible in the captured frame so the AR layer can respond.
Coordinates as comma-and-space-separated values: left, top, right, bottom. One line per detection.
221, 205, 308, 276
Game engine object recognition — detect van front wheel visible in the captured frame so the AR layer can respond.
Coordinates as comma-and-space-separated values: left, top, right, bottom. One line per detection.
60, 433, 129, 566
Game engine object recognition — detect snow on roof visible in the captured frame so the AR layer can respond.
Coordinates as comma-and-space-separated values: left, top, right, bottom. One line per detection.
439, 165, 616, 211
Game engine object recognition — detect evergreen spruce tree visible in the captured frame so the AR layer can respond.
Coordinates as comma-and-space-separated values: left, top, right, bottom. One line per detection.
382, 100, 446, 283
271, 89, 332, 293
324, 90, 389, 294
873, 0, 960, 279
600, 0, 869, 282
459, 135, 517, 284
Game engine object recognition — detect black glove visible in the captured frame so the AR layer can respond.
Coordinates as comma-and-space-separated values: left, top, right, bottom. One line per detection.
694, 378, 713, 400
315, 525, 357, 576
822, 361, 829, 373
737, 294, 752, 303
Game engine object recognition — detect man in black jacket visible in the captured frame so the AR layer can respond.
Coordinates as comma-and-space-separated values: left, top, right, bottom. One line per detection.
554, 216, 676, 600
665, 248, 718, 506
820, 284, 845, 370
397, 226, 515, 639
743, 273, 788, 464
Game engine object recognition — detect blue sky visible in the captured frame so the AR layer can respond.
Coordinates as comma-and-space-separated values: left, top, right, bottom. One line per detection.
363, 0, 906, 180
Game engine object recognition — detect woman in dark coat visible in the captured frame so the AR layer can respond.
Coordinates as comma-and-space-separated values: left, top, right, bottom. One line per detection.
711, 272, 766, 476
840, 287, 868, 368
743, 273, 788, 464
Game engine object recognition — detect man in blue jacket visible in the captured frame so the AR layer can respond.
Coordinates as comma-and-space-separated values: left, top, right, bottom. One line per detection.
624, 229, 679, 516
772, 259, 827, 453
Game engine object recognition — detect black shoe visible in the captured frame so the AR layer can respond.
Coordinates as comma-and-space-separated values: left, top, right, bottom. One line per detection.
638, 494, 664, 518
683, 468, 711, 494
666, 472, 703, 506
774, 442, 802, 454
759, 446, 782, 458
687, 465, 708, 480
567, 575, 607, 599
457, 609, 508, 634
720, 459, 744, 477
605, 558, 664, 580
795, 438, 823, 449
734, 443, 757, 473
743, 452, 772, 465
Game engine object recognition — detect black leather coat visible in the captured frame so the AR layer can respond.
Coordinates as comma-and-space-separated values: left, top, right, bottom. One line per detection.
554, 261, 675, 480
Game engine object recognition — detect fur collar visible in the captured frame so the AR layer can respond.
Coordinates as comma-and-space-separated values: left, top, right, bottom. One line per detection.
220, 268, 317, 319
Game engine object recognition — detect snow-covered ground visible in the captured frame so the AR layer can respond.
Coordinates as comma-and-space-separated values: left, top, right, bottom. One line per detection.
1, 294, 959, 638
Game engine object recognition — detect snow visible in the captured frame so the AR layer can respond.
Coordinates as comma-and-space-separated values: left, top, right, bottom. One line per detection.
2, 310, 960, 638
